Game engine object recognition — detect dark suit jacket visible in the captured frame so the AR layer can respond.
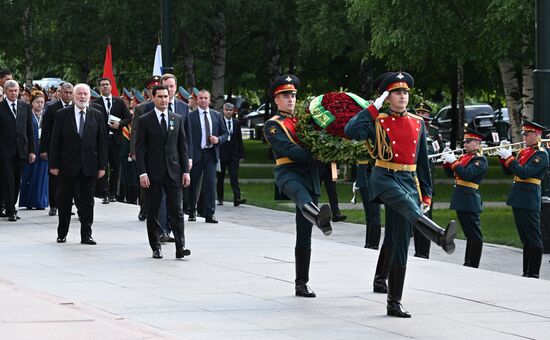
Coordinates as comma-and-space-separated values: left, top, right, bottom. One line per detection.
93, 96, 131, 146
135, 110, 189, 182
188, 108, 228, 163
0, 99, 35, 159
219, 117, 245, 162
49, 106, 108, 177
144, 98, 193, 160
40, 99, 66, 153
129, 101, 149, 155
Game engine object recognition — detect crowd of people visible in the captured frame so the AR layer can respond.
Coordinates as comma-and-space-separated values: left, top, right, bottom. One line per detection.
0, 69, 257, 256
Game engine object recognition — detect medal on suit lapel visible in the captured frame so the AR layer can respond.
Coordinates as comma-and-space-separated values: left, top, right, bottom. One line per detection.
169, 118, 175, 131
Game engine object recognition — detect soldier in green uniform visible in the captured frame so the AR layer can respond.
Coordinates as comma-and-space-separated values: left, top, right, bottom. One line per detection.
263, 74, 332, 298
497, 120, 549, 278
345, 71, 456, 318
412, 102, 437, 259
441, 128, 488, 268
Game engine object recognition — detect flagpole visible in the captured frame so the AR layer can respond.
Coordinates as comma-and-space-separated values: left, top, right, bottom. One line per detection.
161, 0, 173, 74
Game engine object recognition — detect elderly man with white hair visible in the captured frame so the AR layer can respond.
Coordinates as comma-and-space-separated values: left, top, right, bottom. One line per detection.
48, 83, 107, 245
0, 79, 36, 221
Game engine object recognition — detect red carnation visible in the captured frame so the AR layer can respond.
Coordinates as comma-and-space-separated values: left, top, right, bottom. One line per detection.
319, 92, 365, 138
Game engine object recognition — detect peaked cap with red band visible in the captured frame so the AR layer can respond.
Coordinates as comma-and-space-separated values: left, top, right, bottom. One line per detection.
269, 74, 300, 98
377, 71, 414, 93
463, 127, 484, 141
521, 119, 546, 134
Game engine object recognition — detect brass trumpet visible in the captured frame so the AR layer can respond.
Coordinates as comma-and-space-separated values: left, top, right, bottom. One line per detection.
482, 139, 550, 156
429, 147, 464, 163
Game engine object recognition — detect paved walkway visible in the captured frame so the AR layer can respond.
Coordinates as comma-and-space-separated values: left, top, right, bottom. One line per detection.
0, 200, 549, 339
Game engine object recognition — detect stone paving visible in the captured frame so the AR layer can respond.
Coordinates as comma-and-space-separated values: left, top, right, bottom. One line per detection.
0, 200, 549, 339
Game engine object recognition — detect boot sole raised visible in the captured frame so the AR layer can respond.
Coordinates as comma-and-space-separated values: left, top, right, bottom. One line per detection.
443, 220, 457, 254
318, 204, 333, 236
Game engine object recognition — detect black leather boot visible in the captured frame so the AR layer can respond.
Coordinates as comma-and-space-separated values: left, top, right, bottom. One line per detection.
522, 245, 530, 277
414, 215, 456, 254
365, 223, 381, 249
527, 246, 542, 278
466, 240, 483, 268
301, 202, 332, 236
463, 239, 472, 267
387, 265, 411, 318
295, 248, 316, 297
373, 243, 392, 293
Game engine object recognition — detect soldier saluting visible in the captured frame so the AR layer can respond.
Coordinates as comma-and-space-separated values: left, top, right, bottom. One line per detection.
263, 74, 332, 298
497, 120, 549, 278
345, 71, 456, 318
441, 128, 488, 268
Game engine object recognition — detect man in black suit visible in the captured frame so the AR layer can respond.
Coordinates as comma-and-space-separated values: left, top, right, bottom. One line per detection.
0, 70, 14, 217
93, 77, 131, 204
0, 80, 36, 221
187, 90, 228, 223
216, 103, 246, 206
136, 85, 191, 259
49, 84, 107, 244
40, 82, 74, 216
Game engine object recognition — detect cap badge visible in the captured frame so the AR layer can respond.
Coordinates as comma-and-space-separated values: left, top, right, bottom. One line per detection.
285, 76, 292, 82
397, 73, 404, 79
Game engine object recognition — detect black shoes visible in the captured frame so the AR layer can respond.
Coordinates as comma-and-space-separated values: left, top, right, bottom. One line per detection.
176, 248, 191, 258
332, 214, 347, 222
109, 195, 117, 202
138, 210, 146, 221
7, 213, 18, 222
159, 234, 175, 242
205, 216, 218, 223
295, 284, 316, 297
48, 207, 57, 216
217, 200, 223, 206
152, 249, 163, 259
102, 196, 109, 204
234, 198, 247, 207
81, 238, 97, 245
188, 214, 196, 222
301, 203, 332, 236
57, 237, 66, 243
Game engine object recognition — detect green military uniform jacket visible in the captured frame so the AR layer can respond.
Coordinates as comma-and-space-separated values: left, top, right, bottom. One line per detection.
444, 152, 488, 213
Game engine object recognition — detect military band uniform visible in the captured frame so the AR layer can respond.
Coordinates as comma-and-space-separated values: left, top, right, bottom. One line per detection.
499, 120, 549, 278
345, 72, 456, 318
443, 130, 488, 268
263, 74, 332, 298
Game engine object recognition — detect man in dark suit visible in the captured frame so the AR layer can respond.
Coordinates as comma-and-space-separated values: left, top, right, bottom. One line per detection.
39, 82, 74, 216
187, 90, 228, 223
93, 77, 131, 204
0, 80, 36, 221
216, 102, 246, 206
0, 69, 13, 217
135, 85, 191, 259
49, 84, 107, 244
130, 76, 161, 221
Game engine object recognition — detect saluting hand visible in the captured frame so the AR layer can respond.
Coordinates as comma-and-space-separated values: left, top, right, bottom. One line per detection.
374, 91, 389, 110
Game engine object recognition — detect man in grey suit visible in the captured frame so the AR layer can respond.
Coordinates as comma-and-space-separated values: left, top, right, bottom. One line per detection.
187, 90, 228, 223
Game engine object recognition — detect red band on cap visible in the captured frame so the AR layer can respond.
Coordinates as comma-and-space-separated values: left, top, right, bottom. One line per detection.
386, 81, 410, 92
274, 84, 297, 95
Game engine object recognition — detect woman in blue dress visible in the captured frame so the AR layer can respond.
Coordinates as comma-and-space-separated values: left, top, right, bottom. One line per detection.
19, 90, 49, 209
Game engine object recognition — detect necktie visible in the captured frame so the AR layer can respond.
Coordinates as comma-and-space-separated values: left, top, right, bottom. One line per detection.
106, 97, 111, 112
227, 120, 232, 141
78, 111, 85, 137
160, 113, 167, 137
168, 102, 173, 113
204, 111, 211, 147
11, 103, 17, 117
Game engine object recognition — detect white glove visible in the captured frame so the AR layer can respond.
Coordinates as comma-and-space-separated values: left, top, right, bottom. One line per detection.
496, 147, 512, 159
441, 152, 456, 164
421, 202, 431, 214
373, 91, 389, 110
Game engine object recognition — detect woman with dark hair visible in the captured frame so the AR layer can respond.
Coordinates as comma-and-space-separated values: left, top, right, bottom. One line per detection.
19, 90, 49, 209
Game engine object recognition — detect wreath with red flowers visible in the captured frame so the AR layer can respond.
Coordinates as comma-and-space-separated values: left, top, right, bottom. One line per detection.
296, 92, 374, 164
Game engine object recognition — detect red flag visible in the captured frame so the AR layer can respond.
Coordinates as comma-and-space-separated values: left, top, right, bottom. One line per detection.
102, 44, 119, 96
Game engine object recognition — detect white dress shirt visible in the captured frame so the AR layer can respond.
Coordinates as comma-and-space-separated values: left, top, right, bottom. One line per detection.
74, 106, 86, 133
199, 108, 213, 149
